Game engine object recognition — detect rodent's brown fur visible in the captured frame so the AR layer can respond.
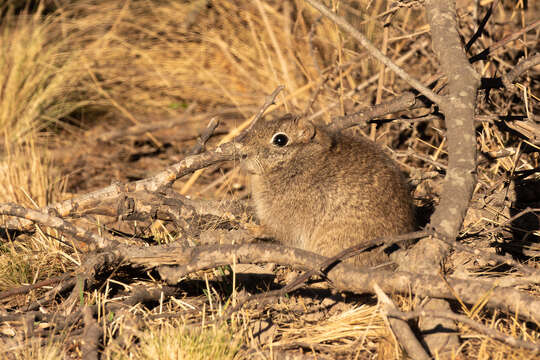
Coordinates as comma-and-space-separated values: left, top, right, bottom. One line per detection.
241, 114, 415, 266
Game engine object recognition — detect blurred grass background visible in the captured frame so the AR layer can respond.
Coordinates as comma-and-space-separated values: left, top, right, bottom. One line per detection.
1, 0, 409, 205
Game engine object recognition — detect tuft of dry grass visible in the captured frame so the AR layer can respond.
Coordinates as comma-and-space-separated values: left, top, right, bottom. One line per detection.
7, 338, 66, 360
0, 4, 92, 206
271, 304, 391, 355
57, 0, 400, 121
0, 4, 90, 147
0, 228, 79, 291
0, 137, 65, 206
117, 320, 241, 360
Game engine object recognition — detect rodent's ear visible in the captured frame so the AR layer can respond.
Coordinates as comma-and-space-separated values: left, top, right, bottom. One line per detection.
296, 117, 316, 143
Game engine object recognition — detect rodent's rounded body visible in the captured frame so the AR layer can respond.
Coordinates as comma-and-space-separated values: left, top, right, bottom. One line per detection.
241, 114, 415, 266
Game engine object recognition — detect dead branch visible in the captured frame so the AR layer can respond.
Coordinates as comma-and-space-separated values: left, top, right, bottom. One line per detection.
1, 141, 241, 231
189, 117, 220, 155
373, 283, 431, 360
469, 19, 540, 63
25, 276, 78, 312
218, 230, 432, 322
403, 0, 481, 353
1, 2, 538, 358
113, 189, 198, 224
244, 85, 285, 134
328, 92, 417, 131
14, 286, 183, 347
436, 232, 540, 277
0, 273, 70, 301
305, 0, 481, 354
307, 40, 431, 123
387, 308, 540, 353
504, 120, 540, 144
502, 54, 540, 89
105, 242, 540, 324
305, 0, 444, 105
182, 197, 248, 220
482, 207, 540, 236
0, 203, 113, 250
2, 86, 286, 232
81, 306, 102, 360
424, 0, 479, 253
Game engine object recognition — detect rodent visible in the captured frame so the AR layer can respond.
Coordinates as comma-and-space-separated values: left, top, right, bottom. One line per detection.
240, 114, 415, 266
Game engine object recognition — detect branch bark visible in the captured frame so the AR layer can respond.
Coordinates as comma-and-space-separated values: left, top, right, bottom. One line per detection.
388, 308, 540, 353
81, 306, 102, 360
327, 92, 417, 131
425, 0, 479, 245
107, 242, 540, 324
502, 54, 540, 90
373, 283, 431, 360
1, 141, 242, 231
398, 0, 481, 354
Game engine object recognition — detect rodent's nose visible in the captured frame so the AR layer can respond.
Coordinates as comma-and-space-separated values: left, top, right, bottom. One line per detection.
233, 142, 251, 158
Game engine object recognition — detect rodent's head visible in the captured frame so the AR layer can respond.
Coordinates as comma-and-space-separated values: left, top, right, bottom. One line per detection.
240, 114, 332, 175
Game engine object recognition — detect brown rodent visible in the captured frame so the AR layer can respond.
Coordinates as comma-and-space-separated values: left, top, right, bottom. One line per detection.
240, 114, 415, 266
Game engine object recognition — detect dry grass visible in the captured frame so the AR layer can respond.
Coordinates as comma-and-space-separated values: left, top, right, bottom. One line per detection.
0, 0, 538, 358
65, 0, 325, 115
271, 304, 391, 354
0, 226, 79, 292
105, 318, 241, 360
7, 338, 66, 360
0, 138, 64, 206
52, 0, 414, 121
0, 5, 87, 147
0, 3, 94, 206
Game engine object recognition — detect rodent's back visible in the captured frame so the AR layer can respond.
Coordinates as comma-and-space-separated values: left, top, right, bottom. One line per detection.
242, 115, 415, 266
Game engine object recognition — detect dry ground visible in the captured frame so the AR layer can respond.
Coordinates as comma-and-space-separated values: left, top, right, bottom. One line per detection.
0, 0, 539, 359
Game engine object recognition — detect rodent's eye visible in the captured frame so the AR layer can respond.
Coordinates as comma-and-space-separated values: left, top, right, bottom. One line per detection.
271, 132, 289, 147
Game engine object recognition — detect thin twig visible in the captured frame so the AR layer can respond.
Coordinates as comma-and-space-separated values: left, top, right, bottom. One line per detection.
307, 40, 430, 123
179, 117, 223, 194
302, 78, 328, 117
502, 54, 540, 90
387, 308, 540, 353
438, 232, 540, 277
481, 207, 540, 236
465, 0, 498, 53
328, 92, 416, 131
0, 274, 71, 300
470, 19, 540, 63
304, 0, 444, 105
307, 15, 323, 77
189, 117, 220, 155
373, 283, 431, 360
0, 203, 112, 250
181, 86, 284, 194
219, 230, 431, 322
244, 85, 285, 134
